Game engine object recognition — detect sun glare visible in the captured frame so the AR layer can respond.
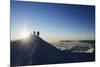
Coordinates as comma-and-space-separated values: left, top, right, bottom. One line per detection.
20, 29, 30, 39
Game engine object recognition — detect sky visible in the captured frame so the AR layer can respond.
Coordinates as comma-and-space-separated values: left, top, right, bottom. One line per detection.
11, 1, 95, 42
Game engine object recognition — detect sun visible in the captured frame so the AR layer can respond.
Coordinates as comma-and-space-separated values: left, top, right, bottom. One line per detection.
20, 29, 30, 39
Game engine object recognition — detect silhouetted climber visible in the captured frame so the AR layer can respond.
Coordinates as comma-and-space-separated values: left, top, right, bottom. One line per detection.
33, 31, 35, 35
37, 31, 40, 36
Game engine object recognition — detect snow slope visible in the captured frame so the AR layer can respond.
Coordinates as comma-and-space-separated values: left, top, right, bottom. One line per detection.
11, 35, 95, 66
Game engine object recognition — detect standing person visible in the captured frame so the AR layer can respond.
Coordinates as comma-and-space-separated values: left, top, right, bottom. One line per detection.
33, 31, 35, 35
37, 31, 40, 36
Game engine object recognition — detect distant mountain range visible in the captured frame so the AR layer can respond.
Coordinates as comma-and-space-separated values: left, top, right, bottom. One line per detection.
11, 35, 95, 66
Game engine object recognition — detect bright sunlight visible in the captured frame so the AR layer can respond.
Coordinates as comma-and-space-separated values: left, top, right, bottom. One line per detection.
20, 28, 30, 39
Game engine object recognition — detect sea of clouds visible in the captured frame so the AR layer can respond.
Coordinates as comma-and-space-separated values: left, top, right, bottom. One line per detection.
52, 41, 94, 53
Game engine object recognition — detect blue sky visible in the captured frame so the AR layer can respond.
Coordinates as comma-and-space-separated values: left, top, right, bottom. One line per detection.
11, 1, 95, 42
